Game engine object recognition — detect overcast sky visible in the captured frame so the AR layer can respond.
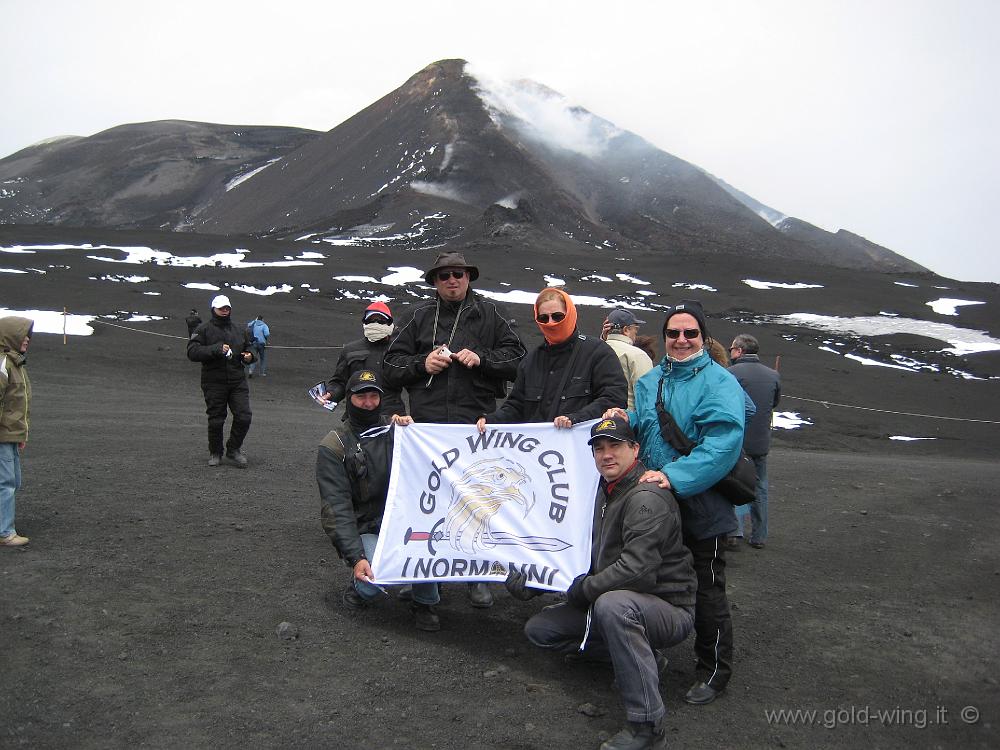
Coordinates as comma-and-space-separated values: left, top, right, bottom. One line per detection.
2, 0, 997, 283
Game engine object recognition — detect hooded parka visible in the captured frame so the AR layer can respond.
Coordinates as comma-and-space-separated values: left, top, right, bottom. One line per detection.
0, 316, 32, 444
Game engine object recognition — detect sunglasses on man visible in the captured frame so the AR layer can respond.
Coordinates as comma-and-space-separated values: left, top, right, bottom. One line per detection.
364, 314, 391, 325
436, 270, 466, 281
665, 328, 701, 340
536, 311, 567, 324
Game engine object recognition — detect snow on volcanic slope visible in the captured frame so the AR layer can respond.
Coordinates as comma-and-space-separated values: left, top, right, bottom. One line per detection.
2, 241, 997, 383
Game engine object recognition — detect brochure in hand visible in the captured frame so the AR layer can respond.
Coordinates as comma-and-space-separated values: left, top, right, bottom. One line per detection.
308, 382, 338, 411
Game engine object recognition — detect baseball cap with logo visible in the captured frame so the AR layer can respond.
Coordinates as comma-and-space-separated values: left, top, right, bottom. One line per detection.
587, 416, 637, 445
210, 294, 232, 310
346, 369, 384, 394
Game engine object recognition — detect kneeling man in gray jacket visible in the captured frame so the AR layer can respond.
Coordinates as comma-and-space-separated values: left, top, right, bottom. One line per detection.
507, 416, 697, 750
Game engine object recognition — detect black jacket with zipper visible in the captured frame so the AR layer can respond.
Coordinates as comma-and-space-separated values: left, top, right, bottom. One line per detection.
186, 312, 256, 385
327, 335, 406, 418
579, 460, 697, 608
316, 419, 394, 568
486, 332, 626, 424
382, 291, 524, 423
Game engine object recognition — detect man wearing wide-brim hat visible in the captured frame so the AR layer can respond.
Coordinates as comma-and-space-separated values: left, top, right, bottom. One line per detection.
383, 250, 525, 608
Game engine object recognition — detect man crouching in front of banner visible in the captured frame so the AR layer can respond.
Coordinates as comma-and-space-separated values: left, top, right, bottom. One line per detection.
507, 417, 697, 750
316, 369, 442, 632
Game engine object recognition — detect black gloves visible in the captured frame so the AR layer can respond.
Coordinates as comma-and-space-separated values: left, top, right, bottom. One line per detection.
566, 573, 590, 609
505, 567, 542, 601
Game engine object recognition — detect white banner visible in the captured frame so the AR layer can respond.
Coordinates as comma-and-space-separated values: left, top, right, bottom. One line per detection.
372, 420, 600, 591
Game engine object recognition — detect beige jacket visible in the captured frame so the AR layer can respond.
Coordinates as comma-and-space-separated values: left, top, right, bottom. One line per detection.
0, 316, 32, 444
605, 333, 653, 410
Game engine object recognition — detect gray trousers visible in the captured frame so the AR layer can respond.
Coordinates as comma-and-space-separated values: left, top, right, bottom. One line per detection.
525, 591, 694, 723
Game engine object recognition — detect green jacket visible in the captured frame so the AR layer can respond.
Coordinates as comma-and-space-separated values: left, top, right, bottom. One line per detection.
316, 420, 394, 567
0, 316, 33, 444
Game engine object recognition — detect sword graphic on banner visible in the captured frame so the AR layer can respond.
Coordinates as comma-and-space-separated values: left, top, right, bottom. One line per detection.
403, 524, 572, 555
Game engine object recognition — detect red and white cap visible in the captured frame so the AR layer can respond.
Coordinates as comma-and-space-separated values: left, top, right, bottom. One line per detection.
363, 301, 392, 323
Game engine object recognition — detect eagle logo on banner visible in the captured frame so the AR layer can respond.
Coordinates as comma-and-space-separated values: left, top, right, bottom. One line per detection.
444, 458, 533, 554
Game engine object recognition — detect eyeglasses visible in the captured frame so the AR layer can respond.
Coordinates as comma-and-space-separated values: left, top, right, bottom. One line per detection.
364, 314, 391, 325
436, 270, 466, 281
536, 311, 567, 324
665, 328, 700, 340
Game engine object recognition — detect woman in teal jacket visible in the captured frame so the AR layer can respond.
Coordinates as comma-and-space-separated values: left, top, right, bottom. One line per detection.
627, 351, 745, 540
614, 300, 744, 707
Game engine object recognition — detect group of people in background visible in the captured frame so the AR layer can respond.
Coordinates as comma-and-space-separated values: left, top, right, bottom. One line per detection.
303, 251, 782, 750
176, 246, 783, 750
1, 242, 777, 750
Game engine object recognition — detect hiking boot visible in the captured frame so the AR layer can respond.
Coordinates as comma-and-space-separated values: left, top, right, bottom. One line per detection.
600, 721, 665, 750
0, 533, 29, 547
226, 449, 248, 469
684, 680, 722, 705
411, 602, 441, 632
342, 583, 367, 611
468, 582, 494, 608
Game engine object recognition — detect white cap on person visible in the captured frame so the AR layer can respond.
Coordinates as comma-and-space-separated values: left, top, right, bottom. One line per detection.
211, 294, 232, 310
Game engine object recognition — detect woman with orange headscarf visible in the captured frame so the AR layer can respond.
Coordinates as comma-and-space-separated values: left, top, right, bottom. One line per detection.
477, 288, 626, 431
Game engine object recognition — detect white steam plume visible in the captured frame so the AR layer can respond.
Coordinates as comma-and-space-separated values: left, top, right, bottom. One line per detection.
466, 63, 621, 159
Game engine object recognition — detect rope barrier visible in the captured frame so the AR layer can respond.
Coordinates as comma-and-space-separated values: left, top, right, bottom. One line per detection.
92, 320, 189, 339
783, 395, 1000, 425
85, 319, 997, 424
89, 319, 343, 348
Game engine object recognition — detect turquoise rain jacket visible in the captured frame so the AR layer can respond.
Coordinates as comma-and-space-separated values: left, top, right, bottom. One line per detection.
627, 349, 744, 540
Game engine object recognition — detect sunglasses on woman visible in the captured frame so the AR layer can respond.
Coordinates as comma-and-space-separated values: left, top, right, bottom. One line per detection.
665, 328, 701, 340
536, 312, 567, 324
436, 270, 466, 281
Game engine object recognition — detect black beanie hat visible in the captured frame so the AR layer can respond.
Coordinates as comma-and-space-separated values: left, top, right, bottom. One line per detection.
662, 299, 710, 341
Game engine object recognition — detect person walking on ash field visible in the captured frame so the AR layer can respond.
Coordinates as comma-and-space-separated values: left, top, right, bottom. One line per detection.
508, 417, 696, 750
383, 251, 525, 609
246, 315, 270, 378
187, 295, 256, 469
601, 307, 654, 410
315, 370, 442, 631
1, 316, 33, 548
607, 300, 744, 706
317, 301, 405, 419
728, 333, 781, 550
185, 308, 202, 337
